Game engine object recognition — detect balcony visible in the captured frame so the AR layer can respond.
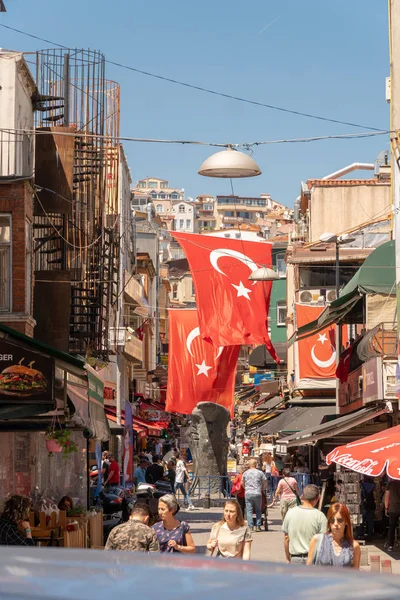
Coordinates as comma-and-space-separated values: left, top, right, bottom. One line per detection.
123, 270, 145, 306
109, 327, 143, 363
123, 334, 143, 363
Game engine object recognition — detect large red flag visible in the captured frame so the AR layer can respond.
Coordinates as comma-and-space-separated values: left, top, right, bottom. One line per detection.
173, 232, 279, 361
296, 304, 348, 379
166, 309, 240, 415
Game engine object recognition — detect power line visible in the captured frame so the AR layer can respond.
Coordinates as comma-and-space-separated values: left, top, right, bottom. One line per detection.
0, 23, 386, 132
0, 126, 390, 149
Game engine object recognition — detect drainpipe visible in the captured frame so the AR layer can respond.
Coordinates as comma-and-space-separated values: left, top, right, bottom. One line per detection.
321, 163, 375, 180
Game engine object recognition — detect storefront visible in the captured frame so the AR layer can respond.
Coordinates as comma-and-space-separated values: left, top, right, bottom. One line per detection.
0, 324, 110, 508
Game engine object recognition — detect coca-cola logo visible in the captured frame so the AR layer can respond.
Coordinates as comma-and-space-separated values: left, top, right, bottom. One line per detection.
327, 449, 379, 475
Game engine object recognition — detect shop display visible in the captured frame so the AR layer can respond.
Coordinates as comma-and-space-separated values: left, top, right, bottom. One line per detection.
334, 470, 362, 526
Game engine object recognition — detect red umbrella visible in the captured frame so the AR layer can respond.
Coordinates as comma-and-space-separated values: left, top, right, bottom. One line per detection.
326, 425, 400, 480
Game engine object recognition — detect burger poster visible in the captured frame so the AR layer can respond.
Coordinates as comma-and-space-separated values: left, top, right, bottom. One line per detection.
0, 339, 54, 403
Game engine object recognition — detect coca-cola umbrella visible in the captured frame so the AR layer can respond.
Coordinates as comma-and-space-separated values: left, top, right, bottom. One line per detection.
326, 425, 400, 480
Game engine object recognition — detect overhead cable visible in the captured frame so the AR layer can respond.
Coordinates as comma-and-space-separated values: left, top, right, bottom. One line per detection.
0, 23, 386, 132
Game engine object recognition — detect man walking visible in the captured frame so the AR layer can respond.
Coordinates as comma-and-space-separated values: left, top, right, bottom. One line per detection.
282, 484, 327, 564
175, 450, 195, 510
242, 458, 266, 532
105, 504, 159, 552
104, 454, 120, 488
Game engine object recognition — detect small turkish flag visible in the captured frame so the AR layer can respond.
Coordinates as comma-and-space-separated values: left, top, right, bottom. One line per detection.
173, 232, 279, 362
166, 309, 240, 415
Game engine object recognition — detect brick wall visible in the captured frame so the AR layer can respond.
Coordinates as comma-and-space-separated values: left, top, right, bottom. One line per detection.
0, 180, 34, 337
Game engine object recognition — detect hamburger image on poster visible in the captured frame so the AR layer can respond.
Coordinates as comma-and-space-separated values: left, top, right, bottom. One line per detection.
0, 356, 48, 397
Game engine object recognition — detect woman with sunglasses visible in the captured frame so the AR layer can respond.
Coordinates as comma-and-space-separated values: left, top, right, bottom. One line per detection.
306, 502, 360, 568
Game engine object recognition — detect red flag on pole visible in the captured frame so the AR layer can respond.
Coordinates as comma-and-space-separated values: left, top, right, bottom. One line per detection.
166, 309, 240, 415
172, 232, 279, 362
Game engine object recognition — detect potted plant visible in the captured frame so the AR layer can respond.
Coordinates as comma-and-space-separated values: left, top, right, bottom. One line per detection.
45, 428, 78, 458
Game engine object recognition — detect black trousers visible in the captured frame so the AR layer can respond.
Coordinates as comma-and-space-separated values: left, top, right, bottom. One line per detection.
388, 510, 400, 547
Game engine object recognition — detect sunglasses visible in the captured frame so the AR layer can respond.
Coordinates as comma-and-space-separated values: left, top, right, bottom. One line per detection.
329, 517, 344, 525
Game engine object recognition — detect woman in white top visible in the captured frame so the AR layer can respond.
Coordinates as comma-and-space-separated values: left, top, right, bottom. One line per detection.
207, 500, 253, 560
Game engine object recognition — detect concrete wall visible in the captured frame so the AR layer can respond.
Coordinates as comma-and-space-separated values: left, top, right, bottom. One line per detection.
0, 52, 34, 177
309, 184, 390, 242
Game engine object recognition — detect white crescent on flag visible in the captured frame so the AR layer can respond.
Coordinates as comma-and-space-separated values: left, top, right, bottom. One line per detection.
186, 327, 224, 360
209, 249, 259, 277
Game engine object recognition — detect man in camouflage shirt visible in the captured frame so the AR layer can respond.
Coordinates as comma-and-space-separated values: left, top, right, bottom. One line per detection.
105, 503, 159, 552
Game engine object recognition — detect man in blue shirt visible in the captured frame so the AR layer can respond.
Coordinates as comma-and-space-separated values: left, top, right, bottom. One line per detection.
133, 458, 148, 486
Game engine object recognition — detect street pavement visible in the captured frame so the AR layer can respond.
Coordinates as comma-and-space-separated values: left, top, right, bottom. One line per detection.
181, 505, 400, 573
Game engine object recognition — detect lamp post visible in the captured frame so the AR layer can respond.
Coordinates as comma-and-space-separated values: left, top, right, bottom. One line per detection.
319, 233, 356, 413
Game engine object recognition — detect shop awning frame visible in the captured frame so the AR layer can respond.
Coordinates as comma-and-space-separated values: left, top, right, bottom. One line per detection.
279, 405, 389, 447
256, 405, 335, 436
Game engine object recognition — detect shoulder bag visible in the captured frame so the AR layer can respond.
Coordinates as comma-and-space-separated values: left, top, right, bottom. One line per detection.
283, 477, 302, 506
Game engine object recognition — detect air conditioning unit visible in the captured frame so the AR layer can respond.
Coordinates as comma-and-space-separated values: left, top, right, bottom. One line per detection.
326, 289, 337, 303
298, 289, 325, 304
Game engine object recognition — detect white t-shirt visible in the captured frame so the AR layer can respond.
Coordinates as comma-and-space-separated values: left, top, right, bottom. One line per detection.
155, 442, 162, 455
175, 459, 186, 484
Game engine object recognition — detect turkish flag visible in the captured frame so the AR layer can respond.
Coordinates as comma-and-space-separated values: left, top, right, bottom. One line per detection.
173, 232, 279, 362
336, 344, 354, 384
166, 309, 240, 415
297, 304, 343, 379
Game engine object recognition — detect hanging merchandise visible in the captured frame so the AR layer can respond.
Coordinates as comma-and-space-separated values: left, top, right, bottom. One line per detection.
172, 233, 279, 362
166, 309, 240, 415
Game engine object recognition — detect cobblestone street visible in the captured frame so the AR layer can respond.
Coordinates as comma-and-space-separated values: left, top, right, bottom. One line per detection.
182, 505, 400, 574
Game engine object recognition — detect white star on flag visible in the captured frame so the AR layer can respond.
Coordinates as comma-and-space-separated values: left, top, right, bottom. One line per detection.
195, 360, 213, 377
317, 333, 328, 344
231, 280, 252, 300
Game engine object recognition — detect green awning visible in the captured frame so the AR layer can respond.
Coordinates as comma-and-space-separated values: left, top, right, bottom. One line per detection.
0, 323, 85, 369
296, 241, 395, 342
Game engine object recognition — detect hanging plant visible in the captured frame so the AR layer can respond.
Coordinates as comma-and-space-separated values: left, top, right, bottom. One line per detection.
45, 428, 78, 458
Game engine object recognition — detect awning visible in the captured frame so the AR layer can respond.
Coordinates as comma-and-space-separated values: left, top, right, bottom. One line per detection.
295, 241, 395, 343
279, 405, 388, 447
256, 406, 335, 435
255, 395, 285, 411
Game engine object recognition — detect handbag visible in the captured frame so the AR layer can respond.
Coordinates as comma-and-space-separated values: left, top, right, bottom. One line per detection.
231, 475, 244, 496
283, 478, 302, 506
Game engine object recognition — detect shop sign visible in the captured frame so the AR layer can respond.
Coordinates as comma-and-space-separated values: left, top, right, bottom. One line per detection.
0, 339, 54, 403
338, 365, 363, 415
362, 357, 383, 404
227, 458, 237, 473
88, 370, 104, 405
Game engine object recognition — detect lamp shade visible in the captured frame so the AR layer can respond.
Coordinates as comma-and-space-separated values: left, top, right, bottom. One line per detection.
198, 147, 262, 178
248, 267, 280, 281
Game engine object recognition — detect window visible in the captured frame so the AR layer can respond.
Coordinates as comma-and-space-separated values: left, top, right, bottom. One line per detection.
172, 284, 178, 300
148, 181, 158, 188
171, 193, 178, 200
138, 181, 146, 189
156, 204, 163, 213
151, 192, 157, 199
276, 253, 287, 278
178, 205, 185, 213
0, 215, 11, 312
277, 301, 287, 326
160, 182, 168, 189
179, 219, 184, 229
186, 219, 191, 229
192, 281, 195, 296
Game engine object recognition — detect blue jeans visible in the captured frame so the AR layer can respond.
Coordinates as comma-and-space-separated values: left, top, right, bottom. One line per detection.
175, 482, 193, 506
245, 494, 262, 528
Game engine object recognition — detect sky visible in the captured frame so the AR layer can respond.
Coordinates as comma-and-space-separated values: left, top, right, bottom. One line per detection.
0, 0, 390, 206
